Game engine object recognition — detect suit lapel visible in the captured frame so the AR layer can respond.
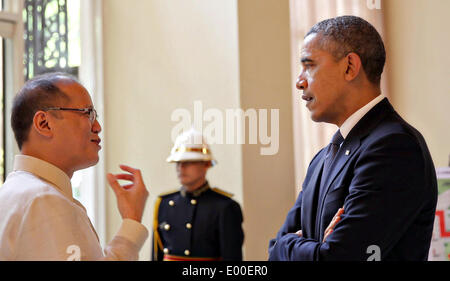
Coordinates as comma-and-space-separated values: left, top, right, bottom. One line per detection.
315, 98, 395, 237
301, 149, 326, 238
321, 98, 393, 199
314, 137, 360, 239
320, 137, 360, 200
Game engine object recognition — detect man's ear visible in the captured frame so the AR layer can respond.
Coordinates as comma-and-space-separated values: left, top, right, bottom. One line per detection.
343, 52, 362, 82
32, 111, 53, 138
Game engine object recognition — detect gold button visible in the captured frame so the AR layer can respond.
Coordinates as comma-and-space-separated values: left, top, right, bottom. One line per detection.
169, 200, 175, 206
190, 199, 197, 205
164, 223, 171, 231
184, 249, 190, 256
186, 223, 192, 229
163, 248, 169, 254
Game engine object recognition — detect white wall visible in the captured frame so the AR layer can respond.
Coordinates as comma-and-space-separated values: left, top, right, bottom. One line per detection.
103, 0, 296, 261
103, 0, 242, 261
237, 0, 295, 260
385, 0, 450, 168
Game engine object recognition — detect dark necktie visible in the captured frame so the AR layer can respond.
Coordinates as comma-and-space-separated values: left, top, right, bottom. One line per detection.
311, 130, 345, 237
321, 130, 344, 192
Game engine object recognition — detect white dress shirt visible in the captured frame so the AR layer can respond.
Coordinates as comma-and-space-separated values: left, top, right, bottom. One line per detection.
339, 94, 385, 139
0, 155, 148, 261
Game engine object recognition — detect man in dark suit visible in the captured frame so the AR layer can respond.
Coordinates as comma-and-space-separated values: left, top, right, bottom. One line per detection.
268, 15, 437, 261
152, 128, 244, 261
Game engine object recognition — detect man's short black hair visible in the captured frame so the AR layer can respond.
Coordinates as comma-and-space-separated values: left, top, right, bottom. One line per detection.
11, 72, 79, 149
306, 15, 386, 85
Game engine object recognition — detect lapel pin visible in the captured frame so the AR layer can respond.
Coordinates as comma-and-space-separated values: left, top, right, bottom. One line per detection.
345, 150, 350, 155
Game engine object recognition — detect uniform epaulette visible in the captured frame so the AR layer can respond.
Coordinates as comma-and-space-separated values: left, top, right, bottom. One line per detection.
158, 189, 179, 197
211, 187, 234, 198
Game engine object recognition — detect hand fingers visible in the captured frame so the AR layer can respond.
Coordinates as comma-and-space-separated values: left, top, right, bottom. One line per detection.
331, 214, 342, 225
119, 164, 140, 175
110, 165, 148, 196
108, 174, 135, 190
323, 208, 344, 242
327, 208, 344, 228
106, 173, 123, 195
122, 184, 134, 190
324, 224, 333, 237
112, 174, 135, 182
119, 165, 143, 183
326, 215, 339, 231
326, 217, 341, 234
323, 229, 333, 242
329, 208, 344, 229
327, 215, 342, 233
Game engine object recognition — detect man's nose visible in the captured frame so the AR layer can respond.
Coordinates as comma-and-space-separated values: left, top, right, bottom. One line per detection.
91, 119, 102, 134
296, 77, 308, 90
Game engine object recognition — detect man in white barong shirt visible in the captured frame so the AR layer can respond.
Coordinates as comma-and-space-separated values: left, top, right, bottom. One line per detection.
0, 72, 149, 260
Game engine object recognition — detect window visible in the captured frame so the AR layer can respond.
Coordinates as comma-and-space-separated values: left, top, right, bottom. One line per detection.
20, 0, 105, 245
1, 0, 25, 184
23, 0, 80, 79
23, 0, 85, 201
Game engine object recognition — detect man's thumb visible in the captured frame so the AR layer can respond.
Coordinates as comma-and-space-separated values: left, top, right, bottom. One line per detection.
107, 173, 121, 194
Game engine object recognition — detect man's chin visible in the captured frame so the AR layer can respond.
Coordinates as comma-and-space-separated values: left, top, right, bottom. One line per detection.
179, 179, 190, 186
310, 112, 322, 122
77, 156, 100, 171
309, 110, 330, 123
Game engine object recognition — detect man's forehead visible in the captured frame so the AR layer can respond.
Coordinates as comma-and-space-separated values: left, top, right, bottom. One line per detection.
55, 79, 92, 105
301, 33, 320, 59
300, 33, 334, 61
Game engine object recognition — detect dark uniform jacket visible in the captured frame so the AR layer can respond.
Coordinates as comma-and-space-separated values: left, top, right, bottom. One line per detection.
269, 98, 437, 261
152, 181, 244, 261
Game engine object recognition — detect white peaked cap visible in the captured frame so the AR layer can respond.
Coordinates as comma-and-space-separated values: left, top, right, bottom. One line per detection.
166, 128, 217, 166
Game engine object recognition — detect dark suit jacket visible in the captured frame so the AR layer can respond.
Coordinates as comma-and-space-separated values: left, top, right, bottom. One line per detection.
268, 98, 437, 261
152, 182, 244, 261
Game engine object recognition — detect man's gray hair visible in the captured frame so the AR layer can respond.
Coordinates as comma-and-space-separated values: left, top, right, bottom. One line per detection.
306, 15, 386, 85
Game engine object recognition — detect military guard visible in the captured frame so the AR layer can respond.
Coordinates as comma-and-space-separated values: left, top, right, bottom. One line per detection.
152, 128, 244, 261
